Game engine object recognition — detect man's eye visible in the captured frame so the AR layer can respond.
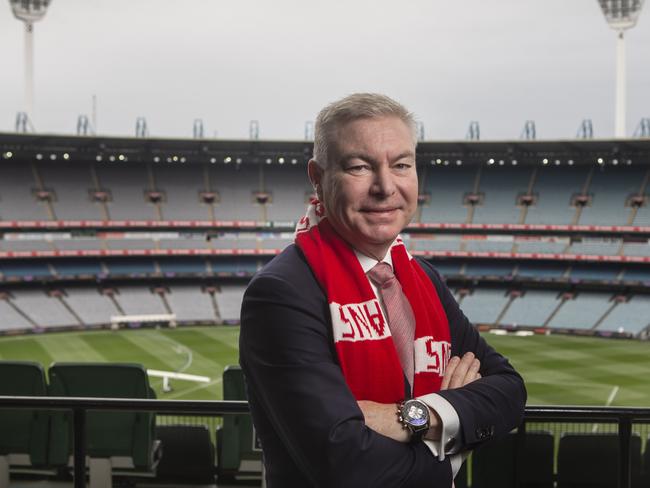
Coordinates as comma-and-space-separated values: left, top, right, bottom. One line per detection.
394, 162, 413, 170
347, 165, 370, 173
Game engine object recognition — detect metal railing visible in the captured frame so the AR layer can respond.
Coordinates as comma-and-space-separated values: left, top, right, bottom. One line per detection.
1, 397, 649, 488
0, 396, 248, 488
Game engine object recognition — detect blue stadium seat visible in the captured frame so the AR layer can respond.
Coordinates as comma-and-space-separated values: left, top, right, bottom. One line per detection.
0, 261, 52, 278
157, 257, 208, 275
53, 259, 103, 277
105, 259, 155, 276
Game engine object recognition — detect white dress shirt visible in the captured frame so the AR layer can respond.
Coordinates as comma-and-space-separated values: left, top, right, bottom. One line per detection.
354, 249, 466, 478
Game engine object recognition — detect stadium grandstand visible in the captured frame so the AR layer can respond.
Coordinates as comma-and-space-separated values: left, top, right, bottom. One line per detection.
0, 134, 649, 338
1, 130, 650, 488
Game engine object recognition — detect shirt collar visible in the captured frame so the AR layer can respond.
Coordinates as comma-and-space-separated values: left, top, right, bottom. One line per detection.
354, 248, 394, 274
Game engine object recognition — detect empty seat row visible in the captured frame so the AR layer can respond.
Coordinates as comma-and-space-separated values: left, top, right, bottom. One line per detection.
0, 361, 260, 487
0, 361, 159, 488
459, 289, 650, 335
457, 430, 650, 488
1, 160, 649, 225
0, 284, 246, 330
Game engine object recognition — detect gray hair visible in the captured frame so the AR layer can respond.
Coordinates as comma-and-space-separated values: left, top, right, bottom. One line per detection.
312, 93, 418, 168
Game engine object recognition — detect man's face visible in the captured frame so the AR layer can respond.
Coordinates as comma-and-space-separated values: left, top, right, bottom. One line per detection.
309, 116, 418, 259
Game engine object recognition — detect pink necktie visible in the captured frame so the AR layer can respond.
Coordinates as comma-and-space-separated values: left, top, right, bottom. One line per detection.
367, 262, 416, 388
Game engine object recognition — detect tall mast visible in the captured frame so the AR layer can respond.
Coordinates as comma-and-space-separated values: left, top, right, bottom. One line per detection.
9, 0, 53, 127
597, 0, 646, 138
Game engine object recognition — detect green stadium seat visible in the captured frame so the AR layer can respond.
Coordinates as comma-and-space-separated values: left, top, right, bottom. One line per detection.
642, 438, 650, 487
557, 433, 642, 488
0, 361, 50, 488
216, 365, 262, 483
47, 362, 161, 487
154, 425, 216, 484
472, 431, 554, 488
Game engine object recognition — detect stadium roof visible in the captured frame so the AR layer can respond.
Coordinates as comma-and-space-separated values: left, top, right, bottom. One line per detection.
1, 132, 649, 167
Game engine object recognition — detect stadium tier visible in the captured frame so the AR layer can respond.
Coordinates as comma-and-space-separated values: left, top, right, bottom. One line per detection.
0, 134, 649, 340
0, 284, 244, 331
0, 161, 648, 226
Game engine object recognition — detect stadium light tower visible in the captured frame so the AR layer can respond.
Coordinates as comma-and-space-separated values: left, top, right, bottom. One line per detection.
9, 0, 52, 125
597, 0, 645, 138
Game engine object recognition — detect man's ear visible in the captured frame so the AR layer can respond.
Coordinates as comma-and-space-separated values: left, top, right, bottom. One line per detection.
307, 159, 324, 199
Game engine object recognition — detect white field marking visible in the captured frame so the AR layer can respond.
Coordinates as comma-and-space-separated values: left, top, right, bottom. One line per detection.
165, 378, 223, 399
606, 386, 620, 406
592, 385, 620, 433
145, 331, 193, 373
147, 369, 210, 383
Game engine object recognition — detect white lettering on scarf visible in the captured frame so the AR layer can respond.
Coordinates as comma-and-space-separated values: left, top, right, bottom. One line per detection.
330, 300, 391, 342
414, 337, 451, 376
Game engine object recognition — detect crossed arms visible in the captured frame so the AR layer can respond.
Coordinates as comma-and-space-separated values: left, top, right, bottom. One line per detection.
239, 248, 526, 488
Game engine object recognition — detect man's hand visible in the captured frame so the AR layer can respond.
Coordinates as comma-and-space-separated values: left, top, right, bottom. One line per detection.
441, 352, 481, 390
357, 400, 410, 443
424, 352, 481, 441
359, 353, 481, 443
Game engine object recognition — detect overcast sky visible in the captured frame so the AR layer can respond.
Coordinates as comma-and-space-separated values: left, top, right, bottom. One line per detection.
0, 0, 649, 141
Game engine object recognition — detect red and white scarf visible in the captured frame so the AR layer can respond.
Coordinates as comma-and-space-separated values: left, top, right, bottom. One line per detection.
295, 200, 451, 403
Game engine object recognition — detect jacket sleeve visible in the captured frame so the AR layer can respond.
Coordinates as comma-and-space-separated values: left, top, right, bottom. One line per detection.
417, 259, 527, 450
240, 270, 453, 488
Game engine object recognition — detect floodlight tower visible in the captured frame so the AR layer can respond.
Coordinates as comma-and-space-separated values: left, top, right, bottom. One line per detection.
598, 0, 645, 138
9, 0, 52, 124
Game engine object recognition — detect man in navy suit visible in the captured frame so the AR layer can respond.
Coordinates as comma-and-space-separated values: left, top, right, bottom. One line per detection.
240, 93, 526, 487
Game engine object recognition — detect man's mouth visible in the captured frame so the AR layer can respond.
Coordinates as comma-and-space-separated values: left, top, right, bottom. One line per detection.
362, 207, 398, 213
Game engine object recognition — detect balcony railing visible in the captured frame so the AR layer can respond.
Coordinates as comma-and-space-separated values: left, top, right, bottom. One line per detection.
1, 397, 649, 488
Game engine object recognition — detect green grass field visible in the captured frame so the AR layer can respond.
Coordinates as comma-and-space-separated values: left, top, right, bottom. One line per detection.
0, 326, 649, 407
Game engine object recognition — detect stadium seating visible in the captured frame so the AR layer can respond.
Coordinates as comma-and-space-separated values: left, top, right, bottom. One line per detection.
499, 290, 559, 327
0, 303, 34, 331
458, 289, 510, 325
95, 165, 157, 220
165, 285, 216, 323
264, 164, 313, 222
48, 363, 161, 486
463, 262, 515, 277
154, 425, 216, 484
211, 165, 263, 221
472, 166, 532, 224
546, 292, 614, 330
516, 263, 567, 279
557, 433, 642, 488
151, 165, 210, 221
0, 361, 49, 488
419, 166, 474, 223
642, 438, 650, 486
596, 295, 650, 334
216, 365, 262, 482
578, 166, 645, 226
215, 286, 247, 323
471, 431, 554, 488
10, 290, 81, 328
0, 164, 51, 220
524, 166, 589, 225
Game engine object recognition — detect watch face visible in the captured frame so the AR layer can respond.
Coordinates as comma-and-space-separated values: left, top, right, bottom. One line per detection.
403, 400, 429, 427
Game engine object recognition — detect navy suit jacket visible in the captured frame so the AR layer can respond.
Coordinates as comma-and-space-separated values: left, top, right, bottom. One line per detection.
239, 244, 526, 488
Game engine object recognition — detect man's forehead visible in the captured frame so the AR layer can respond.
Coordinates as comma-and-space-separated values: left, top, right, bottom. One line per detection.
331, 116, 415, 159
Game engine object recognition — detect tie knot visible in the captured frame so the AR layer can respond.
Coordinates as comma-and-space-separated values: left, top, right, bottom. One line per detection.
367, 262, 395, 288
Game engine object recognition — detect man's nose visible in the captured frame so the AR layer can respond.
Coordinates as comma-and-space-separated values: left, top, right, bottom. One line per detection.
370, 167, 397, 197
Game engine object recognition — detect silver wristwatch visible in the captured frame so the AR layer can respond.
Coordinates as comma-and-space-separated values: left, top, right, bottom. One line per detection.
397, 398, 430, 441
